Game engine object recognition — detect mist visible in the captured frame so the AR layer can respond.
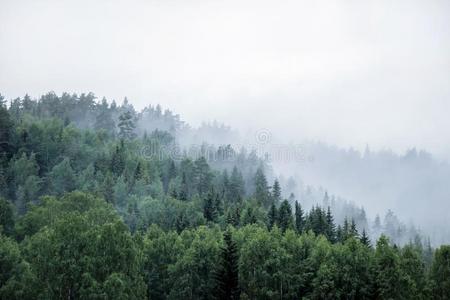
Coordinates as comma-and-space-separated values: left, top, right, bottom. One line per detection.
1, 0, 449, 156
1, 0, 450, 242
4, 1, 450, 297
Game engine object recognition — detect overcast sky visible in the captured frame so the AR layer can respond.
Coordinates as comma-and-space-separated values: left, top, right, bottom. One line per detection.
1, 0, 449, 159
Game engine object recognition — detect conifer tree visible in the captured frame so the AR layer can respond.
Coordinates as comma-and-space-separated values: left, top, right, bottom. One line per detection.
214, 230, 240, 300
350, 219, 359, 238
267, 203, 278, 230
278, 199, 293, 233
360, 229, 371, 247
117, 110, 136, 140
325, 207, 336, 242
294, 201, 304, 233
179, 172, 188, 201
94, 97, 115, 134
111, 143, 125, 176
336, 225, 344, 243
272, 179, 281, 205
0, 99, 13, 165
430, 245, 450, 299
102, 172, 115, 204
203, 191, 217, 222
254, 167, 270, 207
229, 167, 244, 204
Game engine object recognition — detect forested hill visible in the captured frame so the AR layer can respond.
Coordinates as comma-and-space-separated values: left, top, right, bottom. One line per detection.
0, 92, 449, 299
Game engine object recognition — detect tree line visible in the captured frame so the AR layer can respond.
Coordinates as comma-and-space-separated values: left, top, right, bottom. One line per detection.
0, 93, 449, 299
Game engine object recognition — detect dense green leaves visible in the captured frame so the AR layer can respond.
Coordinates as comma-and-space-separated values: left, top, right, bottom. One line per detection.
0, 93, 448, 299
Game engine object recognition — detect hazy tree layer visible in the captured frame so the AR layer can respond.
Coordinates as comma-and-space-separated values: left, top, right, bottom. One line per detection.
0, 93, 449, 299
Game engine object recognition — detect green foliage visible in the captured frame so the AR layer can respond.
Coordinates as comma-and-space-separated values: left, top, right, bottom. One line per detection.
429, 245, 450, 299
0, 93, 447, 299
254, 167, 270, 207
0, 197, 14, 235
118, 111, 136, 140
214, 230, 240, 300
278, 200, 293, 233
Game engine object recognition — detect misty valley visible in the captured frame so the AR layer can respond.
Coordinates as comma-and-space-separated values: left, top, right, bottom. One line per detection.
0, 92, 449, 299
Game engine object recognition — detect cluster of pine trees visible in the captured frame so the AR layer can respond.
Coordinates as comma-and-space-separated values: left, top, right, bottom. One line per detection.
0, 93, 449, 299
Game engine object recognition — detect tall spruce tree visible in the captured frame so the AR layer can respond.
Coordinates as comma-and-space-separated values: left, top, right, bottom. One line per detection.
294, 201, 304, 234
254, 167, 270, 207
117, 110, 136, 140
271, 179, 281, 205
360, 229, 371, 247
278, 199, 293, 233
267, 203, 278, 230
214, 230, 240, 300
203, 191, 217, 222
325, 207, 336, 242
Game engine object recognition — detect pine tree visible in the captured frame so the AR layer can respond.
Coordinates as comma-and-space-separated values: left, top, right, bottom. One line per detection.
343, 218, 350, 240
0, 102, 13, 165
241, 207, 257, 225
254, 167, 270, 207
229, 167, 244, 204
214, 230, 240, 300
179, 172, 188, 201
294, 201, 304, 234
102, 172, 115, 204
325, 207, 336, 242
267, 203, 278, 230
278, 199, 293, 233
117, 110, 136, 140
429, 245, 450, 299
203, 191, 217, 222
0, 197, 14, 236
272, 179, 281, 205
111, 142, 125, 176
360, 229, 371, 247
350, 219, 359, 238
194, 157, 212, 196
336, 225, 344, 243
95, 97, 115, 134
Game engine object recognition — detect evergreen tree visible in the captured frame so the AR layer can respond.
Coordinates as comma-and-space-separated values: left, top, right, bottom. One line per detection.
113, 175, 128, 208
94, 97, 115, 134
163, 159, 177, 193
350, 219, 359, 238
228, 167, 244, 204
117, 111, 136, 140
325, 207, 336, 242
267, 203, 278, 230
179, 172, 188, 201
254, 167, 270, 207
360, 229, 371, 247
203, 191, 217, 222
0, 197, 14, 235
278, 200, 293, 233
294, 201, 304, 234
214, 230, 240, 300
336, 225, 344, 243
271, 179, 281, 205
430, 245, 450, 299
0, 101, 13, 165
374, 235, 403, 299
194, 157, 213, 196
241, 207, 257, 225
111, 142, 126, 176
102, 172, 115, 204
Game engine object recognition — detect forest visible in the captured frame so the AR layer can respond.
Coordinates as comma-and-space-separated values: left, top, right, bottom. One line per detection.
0, 92, 449, 299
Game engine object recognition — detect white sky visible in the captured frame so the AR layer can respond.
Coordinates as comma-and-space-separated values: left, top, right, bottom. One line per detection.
1, 0, 449, 159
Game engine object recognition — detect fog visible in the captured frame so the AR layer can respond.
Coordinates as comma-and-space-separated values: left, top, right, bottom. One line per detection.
1, 0, 450, 241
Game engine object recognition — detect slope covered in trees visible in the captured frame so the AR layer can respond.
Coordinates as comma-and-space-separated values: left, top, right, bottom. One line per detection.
0, 92, 449, 299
